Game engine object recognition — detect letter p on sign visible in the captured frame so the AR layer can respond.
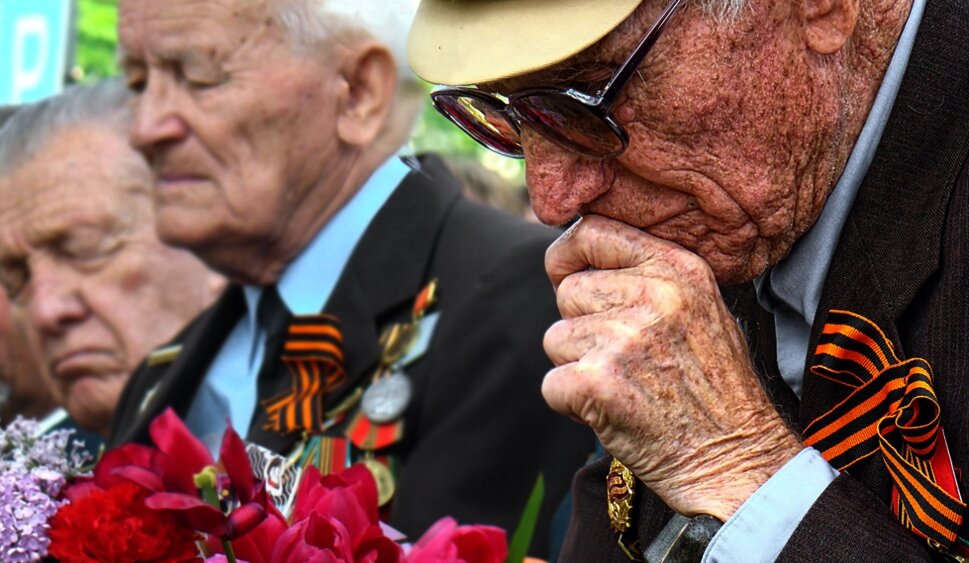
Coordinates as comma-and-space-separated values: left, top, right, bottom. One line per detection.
0, 0, 72, 104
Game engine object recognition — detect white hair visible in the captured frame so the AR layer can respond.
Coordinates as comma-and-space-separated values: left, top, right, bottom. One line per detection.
700, 0, 749, 21
0, 79, 131, 174
273, 0, 420, 86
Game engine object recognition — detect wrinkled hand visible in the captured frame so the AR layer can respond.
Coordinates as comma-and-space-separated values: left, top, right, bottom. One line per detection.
542, 215, 802, 521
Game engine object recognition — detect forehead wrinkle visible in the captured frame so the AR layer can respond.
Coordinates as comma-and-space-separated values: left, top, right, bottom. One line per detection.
121, 0, 273, 61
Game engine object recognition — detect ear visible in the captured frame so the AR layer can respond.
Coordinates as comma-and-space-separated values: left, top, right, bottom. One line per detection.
803, 0, 859, 55
336, 42, 398, 147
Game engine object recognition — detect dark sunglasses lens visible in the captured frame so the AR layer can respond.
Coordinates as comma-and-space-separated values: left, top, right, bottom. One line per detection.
514, 94, 624, 157
433, 94, 522, 157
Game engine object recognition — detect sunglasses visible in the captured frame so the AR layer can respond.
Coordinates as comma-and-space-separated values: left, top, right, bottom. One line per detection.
430, 0, 685, 160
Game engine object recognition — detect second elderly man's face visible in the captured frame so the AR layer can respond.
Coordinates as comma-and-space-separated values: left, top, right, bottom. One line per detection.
493, 1, 846, 283
0, 126, 217, 434
119, 0, 347, 280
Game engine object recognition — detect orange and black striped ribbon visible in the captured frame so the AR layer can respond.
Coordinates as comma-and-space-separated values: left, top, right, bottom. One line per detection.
262, 314, 347, 435
803, 310, 965, 548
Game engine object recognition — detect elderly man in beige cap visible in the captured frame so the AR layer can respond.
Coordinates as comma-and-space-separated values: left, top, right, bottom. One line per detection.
410, 0, 969, 561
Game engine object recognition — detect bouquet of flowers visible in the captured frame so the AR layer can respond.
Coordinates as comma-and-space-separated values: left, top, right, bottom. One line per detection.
1, 409, 513, 563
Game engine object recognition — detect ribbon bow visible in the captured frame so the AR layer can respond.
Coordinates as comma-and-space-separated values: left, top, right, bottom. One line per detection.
804, 310, 965, 548
262, 314, 347, 435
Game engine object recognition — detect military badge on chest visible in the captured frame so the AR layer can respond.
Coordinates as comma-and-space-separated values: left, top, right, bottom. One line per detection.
269, 279, 440, 511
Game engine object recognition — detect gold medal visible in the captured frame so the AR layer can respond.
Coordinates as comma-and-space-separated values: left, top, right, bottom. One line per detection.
361, 457, 396, 507
380, 323, 420, 366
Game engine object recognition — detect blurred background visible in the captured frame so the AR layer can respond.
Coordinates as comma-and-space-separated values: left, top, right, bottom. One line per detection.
3, 0, 525, 187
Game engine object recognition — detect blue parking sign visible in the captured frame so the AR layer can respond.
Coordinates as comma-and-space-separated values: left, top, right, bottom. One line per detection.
0, 0, 73, 104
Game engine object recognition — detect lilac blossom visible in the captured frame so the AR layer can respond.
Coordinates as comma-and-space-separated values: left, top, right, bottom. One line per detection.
0, 417, 90, 561
0, 470, 65, 561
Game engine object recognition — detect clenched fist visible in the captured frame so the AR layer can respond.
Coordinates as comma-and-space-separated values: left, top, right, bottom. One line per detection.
542, 215, 802, 521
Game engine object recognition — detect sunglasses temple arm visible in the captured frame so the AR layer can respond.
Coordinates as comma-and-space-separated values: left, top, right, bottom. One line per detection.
598, 0, 685, 109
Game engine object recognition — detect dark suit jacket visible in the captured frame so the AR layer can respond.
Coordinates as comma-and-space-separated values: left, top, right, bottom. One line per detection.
110, 155, 595, 557
560, 3, 969, 561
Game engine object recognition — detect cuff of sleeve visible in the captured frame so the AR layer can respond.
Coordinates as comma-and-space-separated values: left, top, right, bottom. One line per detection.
701, 447, 838, 563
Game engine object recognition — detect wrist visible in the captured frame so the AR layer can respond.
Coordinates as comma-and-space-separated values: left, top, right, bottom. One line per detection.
650, 424, 803, 521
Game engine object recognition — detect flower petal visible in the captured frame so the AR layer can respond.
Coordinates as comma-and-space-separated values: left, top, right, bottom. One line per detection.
407, 518, 507, 563
111, 465, 165, 492
145, 491, 228, 537
93, 444, 161, 489
270, 513, 354, 563
149, 408, 214, 473
224, 502, 268, 540
59, 478, 100, 502
226, 508, 288, 563
219, 423, 257, 503
355, 525, 404, 563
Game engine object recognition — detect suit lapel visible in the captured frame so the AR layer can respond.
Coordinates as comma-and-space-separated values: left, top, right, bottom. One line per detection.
323, 156, 461, 404
799, 0, 969, 484
250, 156, 462, 453
116, 287, 245, 446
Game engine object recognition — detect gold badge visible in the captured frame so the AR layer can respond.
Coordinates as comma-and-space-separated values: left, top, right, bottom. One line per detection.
607, 458, 636, 534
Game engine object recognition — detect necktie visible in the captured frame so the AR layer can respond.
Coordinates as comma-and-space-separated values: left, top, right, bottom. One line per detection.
258, 286, 346, 435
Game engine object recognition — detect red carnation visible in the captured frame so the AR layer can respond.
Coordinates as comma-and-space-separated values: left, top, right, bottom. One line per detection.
48, 481, 200, 563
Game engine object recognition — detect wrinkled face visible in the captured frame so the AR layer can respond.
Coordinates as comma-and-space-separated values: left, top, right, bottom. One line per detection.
0, 127, 217, 433
493, 1, 841, 283
119, 0, 345, 278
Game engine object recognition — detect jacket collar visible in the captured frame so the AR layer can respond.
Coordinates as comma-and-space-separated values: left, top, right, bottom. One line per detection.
320, 155, 461, 411
800, 0, 969, 426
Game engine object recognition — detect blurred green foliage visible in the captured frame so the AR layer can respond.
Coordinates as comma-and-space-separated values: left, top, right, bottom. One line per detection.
73, 0, 119, 82
71, 0, 524, 183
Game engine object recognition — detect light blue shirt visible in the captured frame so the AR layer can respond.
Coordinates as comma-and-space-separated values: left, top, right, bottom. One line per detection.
705, 3, 925, 561
184, 157, 412, 454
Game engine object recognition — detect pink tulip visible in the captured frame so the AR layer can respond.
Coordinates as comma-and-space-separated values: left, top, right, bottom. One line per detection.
405, 517, 507, 563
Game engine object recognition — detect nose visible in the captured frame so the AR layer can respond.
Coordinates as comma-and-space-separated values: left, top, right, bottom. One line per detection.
128, 75, 190, 157
521, 128, 614, 226
27, 261, 87, 337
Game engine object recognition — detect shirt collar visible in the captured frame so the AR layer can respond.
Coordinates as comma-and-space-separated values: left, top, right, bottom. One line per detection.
755, 0, 925, 325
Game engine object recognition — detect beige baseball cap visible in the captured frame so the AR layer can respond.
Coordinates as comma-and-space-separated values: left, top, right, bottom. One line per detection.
408, 0, 643, 86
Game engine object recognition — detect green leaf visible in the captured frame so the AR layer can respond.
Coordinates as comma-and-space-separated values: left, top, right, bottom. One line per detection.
506, 474, 545, 563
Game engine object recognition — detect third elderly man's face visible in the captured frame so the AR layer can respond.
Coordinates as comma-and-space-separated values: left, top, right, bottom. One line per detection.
119, 0, 348, 281
491, 1, 848, 283
0, 126, 217, 434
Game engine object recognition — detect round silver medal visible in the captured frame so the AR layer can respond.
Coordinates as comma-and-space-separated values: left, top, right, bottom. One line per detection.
361, 370, 413, 423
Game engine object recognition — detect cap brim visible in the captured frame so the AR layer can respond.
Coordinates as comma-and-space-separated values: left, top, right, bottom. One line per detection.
408, 0, 642, 85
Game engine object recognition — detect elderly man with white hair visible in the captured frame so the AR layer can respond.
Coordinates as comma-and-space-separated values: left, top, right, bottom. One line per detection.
109, 0, 594, 553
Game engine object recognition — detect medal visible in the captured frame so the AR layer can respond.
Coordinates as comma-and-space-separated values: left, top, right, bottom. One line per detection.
380, 323, 420, 366
360, 457, 396, 507
361, 369, 413, 423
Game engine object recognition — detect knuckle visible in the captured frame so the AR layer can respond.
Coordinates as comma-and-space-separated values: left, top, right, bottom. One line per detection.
677, 251, 718, 286
543, 319, 571, 355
